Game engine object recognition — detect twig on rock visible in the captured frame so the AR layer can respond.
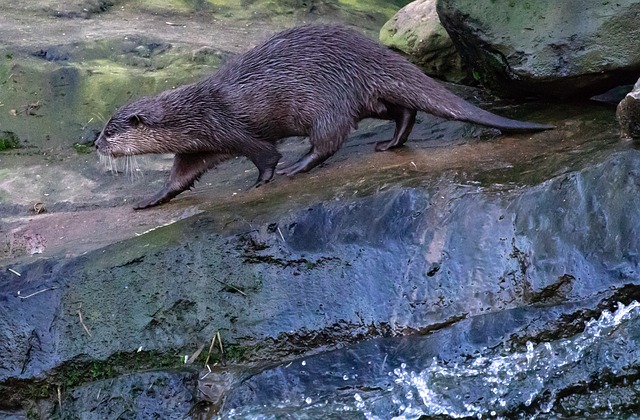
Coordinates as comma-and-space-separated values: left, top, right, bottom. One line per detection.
204, 333, 217, 368
77, 308, 92, 337
57, 386, 62, 413
17, 287, 58, 300
185, 264, 247, 296
217, 331, 224, 355
186, 344, 206, 365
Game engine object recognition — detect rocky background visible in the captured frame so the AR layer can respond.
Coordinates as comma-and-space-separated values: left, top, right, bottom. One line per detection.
1, 0, 640, 418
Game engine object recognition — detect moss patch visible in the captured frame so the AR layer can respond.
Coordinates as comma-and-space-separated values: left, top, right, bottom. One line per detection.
215, 0, 409, 27
0, 337, 256, 411
0, 131, 21, 150
72, 143, 92, 154
1, 350, 189, 410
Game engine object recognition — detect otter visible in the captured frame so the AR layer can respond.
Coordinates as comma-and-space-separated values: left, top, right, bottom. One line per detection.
616, 80, 640, 139
96, 25, 553, 209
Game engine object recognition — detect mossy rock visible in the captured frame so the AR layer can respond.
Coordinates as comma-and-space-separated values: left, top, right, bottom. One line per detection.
0, 51, 218, 151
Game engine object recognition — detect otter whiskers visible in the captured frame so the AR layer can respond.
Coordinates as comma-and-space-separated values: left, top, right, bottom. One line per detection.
99, 153, 144, 181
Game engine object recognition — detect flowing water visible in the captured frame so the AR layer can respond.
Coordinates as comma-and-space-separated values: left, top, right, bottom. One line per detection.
221, 301, 640, 418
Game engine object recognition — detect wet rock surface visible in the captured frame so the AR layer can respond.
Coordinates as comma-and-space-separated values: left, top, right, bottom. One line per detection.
437, 0, 640, 98
62, 370, 197, 419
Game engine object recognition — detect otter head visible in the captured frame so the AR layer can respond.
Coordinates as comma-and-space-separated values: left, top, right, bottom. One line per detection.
95, 98, 173, 157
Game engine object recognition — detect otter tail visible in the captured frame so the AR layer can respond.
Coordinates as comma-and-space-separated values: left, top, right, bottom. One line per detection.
385, 72, 555, 132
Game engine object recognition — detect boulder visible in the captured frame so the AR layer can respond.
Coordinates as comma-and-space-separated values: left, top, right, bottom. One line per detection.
380, 0, 466, 82
437, 0, 640, 98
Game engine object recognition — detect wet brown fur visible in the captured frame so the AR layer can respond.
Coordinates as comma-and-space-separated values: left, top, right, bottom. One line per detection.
96, 25, 553, 209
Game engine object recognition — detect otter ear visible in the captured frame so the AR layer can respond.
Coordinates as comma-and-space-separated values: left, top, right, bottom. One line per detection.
127, 114, 145, 128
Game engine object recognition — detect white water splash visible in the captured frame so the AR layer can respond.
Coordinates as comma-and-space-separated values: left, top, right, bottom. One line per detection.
388, 301, 640, 419
218, 301, 640, 419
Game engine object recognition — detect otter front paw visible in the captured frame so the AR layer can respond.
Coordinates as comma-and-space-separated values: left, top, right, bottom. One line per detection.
134, 191, 172, 210
134, 197, 162, 210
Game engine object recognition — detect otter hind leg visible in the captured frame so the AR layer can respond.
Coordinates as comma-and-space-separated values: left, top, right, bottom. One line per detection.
243, 141, 282, 188
135, 152, 232, 210
374, 103, 417, 152
276, 120, 351, 176
276, 150, 325, 176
